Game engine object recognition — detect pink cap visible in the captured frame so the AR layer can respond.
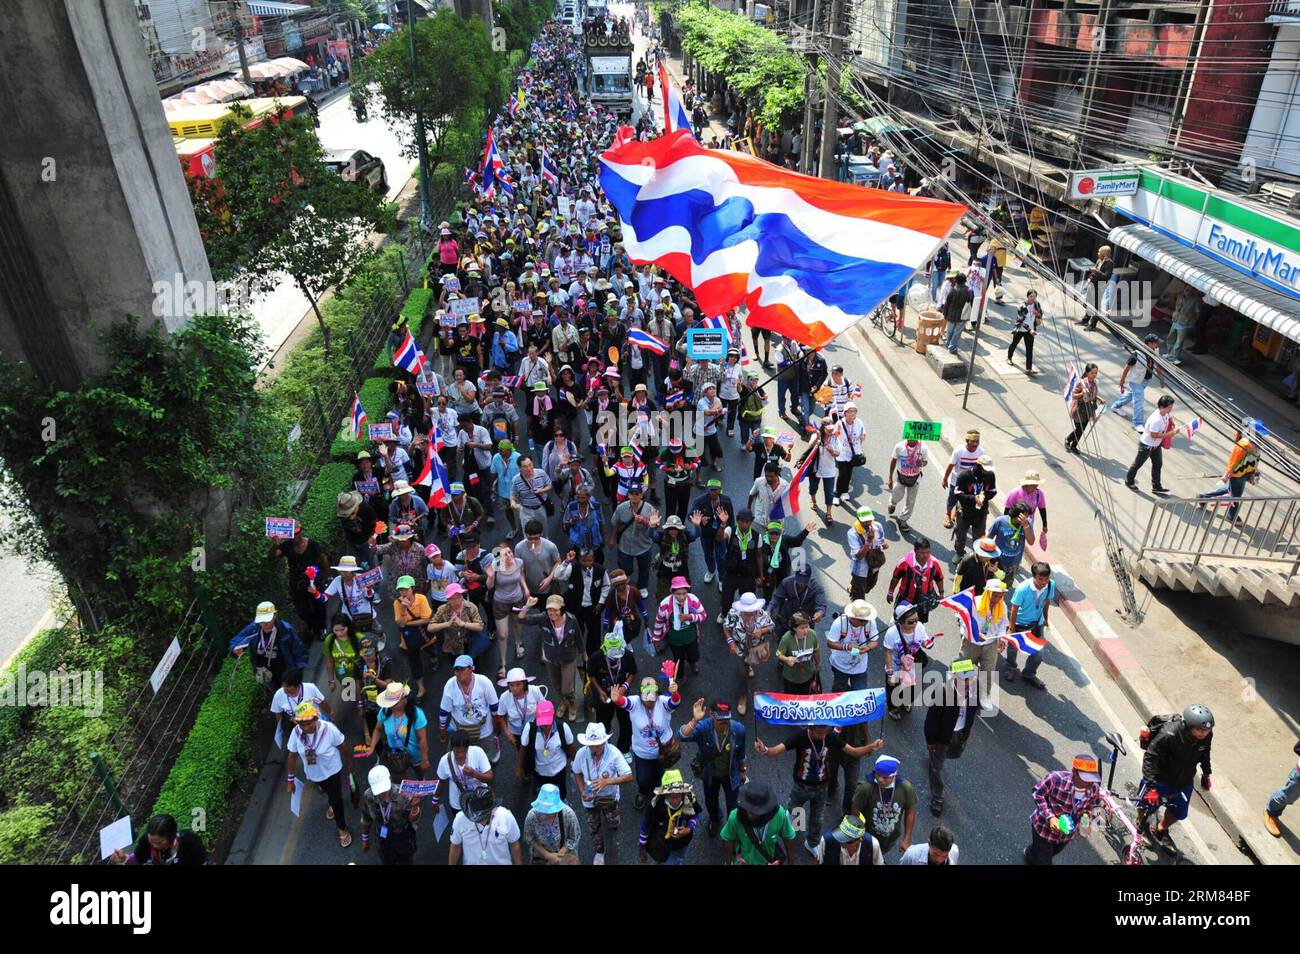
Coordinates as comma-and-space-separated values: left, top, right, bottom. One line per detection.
670, 575, 689, 590
425, 544, 441, 559
536, 700, 555, 725
444, 583, 465, 598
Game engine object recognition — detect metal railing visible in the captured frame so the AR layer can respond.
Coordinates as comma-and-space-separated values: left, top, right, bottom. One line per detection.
1137, 494, 1300, 580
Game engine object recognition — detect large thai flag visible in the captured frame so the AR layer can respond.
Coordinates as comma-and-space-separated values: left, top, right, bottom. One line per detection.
392, 329, 427, 375
599, 130, 966, 349
627, 327, 668, 355
415, 435, 452, 507
657, 55, 694, 139
768, 442, 816, 521
541, 151, 560, 189
351, 392, 368, 439
941, 588, 985, 644
1002, 629, 1047, 655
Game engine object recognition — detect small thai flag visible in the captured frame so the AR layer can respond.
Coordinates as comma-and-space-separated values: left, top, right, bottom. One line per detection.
464, 167, 477, 187
849, 384, 863, 399
627, 327, 668, 355
500, 374, 523, 390
508, 94, 519, 119
663, 389, 685, 407
351, 392, 367, 439
432, 425, 446, 454
1244, 417, 1270, 437
940, 588, 982, 644
700, 316, 727, 331
1001, 630, 1048, 655
392, 329, 427, 375
769, 442, 816, 520
1185, 416, 1201, 440
498, 173, 516, 201
1062, 365, 1079, 405
541, 151, 560, 188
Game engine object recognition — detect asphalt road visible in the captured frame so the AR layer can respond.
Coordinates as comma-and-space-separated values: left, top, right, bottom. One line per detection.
243, 321, 1241, 866
0, 507, 63, 666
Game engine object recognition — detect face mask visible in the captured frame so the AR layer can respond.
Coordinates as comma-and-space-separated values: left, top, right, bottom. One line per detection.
641, 689, 657, 703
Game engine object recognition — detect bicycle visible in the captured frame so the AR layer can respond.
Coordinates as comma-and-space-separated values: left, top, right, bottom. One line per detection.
869, 300, 902, 341
1093, 731, 1187, 865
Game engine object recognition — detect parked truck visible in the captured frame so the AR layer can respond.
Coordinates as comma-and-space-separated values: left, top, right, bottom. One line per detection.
583, 18, 634, 116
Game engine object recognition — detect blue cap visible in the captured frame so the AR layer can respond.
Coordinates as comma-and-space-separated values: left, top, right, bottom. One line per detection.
874, 755, 901, 777
450, 482, 465, 494
453, 654, 474, 670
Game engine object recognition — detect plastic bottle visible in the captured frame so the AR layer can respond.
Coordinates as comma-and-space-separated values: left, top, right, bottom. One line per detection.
1079, 812, 1091, 837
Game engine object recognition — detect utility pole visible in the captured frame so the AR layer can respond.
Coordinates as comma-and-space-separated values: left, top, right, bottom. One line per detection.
407, 0, 432, 232
799, 0, 823, 175
816, 0, 843, 180
232, 16, 253, 87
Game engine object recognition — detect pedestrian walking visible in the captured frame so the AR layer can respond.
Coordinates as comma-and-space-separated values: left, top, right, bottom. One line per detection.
1004, 562, 1056, 689
359, 765, 420, 864
449, 789, 522, 865
678, 698, 748, 835
1025, 755, 1104, 864
651, 576, 708, 676
572, 722, 634, 865
612, 675, 681, 810
1064, 363, 1101, 453
849, 753, 918, 856
923, 659, 977, 817
638, 769, 700, 864
1006, 289, 1042, 373
1109, 334, 1164, 429
886, 437, 928, 530
846, 506, 888, 599
815, 812, 884, 865
286, 701, 353, 848
721, 592, 774, 715
775, 612, 822, 694
899, 825, 960, 864
1125, 395, 1177, 494
825, 599, 879, 691
1263, 739, 1300, 838
882, 601, 932, 721
951, 456, 997, 561
1196, 426, 1260, 526
721, 781, 797, 865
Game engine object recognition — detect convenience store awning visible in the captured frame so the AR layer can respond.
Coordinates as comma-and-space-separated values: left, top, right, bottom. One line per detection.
1108, 223, 1300, 345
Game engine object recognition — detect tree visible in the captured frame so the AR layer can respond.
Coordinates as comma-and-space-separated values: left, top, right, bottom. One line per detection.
355, 8, 498, 173
188, 103, 387, 352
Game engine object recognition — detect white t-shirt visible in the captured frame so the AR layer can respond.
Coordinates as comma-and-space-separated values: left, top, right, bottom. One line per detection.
836, 419, 866, 463
450, 806, 520, 865
324, 576, 377, 619
899, 842, 960, 865
271, 683, 326, 721
827, 615, 878, 675
288, 721, 345, 782
892, 441, 929, 478
468, 424, 493, 470
500, 685, 547, 735
520, 721, 575, 776
572, 744, 632, 808
947, 444, 986, 486
814, 439, 839, 479
440, 674, 499, 740
436, 746, 492, 810
622, 697, 675, 760
749, 476, 791, 527
1140, 410, 1172, 448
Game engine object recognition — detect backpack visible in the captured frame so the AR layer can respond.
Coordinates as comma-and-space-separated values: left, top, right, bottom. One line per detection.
487, 407, 512, 445
1139, 713, 1177, 750
933, 244, 951, 272
521, 720, 572, 776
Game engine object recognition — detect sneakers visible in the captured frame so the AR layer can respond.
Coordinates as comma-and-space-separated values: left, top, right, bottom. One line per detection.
737, 695, 747, 715
1125, 480, 1138, 491
803, 839, 823, 861
640, 588, 650, 599
887, 503, 895, 514
593, 852, 605, 865
833, 495, 840, 506
1024, 676, 1047, 690
703, 571, 715, 583
1152, 486, 1170, 495
1264, 811, 1282, 838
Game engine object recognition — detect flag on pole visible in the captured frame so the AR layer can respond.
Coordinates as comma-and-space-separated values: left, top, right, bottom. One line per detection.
599, 131, 966, 349
940, 588, 983, 644
768, 442, 817, 521
657, 54, 694, 139
1185, 416, 1202, 440
350, 393, 368, 439
1001, 630, 1048, 655
541, 151, 560, 189
1062, 365, 1079, 405
627, 327, 668, 355
392, 330, 428, 375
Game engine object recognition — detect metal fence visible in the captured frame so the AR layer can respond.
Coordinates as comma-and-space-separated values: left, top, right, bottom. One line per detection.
1137, 494, 1300, 579
36, 599, 222, 866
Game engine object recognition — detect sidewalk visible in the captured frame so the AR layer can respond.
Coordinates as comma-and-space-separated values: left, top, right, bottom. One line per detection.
859, 237, 1300, 863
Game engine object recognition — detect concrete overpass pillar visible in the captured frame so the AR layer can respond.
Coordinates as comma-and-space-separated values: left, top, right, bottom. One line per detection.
0, 0, 212, 389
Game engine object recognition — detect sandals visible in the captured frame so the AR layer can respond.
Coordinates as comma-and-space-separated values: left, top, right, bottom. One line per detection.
515, 642, 526, 658
338, 829, 353, 848
498, 666, 507, 680
930, 797, 943, 817
326, 807, 335, 820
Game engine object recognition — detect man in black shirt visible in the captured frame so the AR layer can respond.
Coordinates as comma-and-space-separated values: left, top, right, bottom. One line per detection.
271, 523, 329, 640
1109, 333, 1164, 429
951, 458, 997, 561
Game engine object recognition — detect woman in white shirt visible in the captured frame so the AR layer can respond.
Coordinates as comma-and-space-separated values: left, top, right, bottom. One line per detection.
498, 667, 546, 748
833, 404, 866, 508
720, 349, 745, 437
813, 421, 843, 522
286, 702, 353, 847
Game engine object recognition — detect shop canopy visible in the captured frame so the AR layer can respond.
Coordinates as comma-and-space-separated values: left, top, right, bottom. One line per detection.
246, 1, 311, 15
1109, 223, 1300, 345
852, 116, 916, 136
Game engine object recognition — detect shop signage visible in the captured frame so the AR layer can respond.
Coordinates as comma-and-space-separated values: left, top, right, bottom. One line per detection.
1068, 168, 1139, 200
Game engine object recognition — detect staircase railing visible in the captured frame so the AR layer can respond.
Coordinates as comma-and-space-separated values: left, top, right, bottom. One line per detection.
1137, 495, 1300, 579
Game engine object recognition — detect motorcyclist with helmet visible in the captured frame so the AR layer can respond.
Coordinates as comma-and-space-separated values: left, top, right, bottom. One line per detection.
1138, 704, 1214, 853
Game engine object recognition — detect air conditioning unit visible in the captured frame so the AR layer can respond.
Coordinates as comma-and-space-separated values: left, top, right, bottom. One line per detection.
1259, 181, 1300, 212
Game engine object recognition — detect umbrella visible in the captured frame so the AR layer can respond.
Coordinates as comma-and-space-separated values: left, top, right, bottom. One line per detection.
177, 87, 218, 105
272, 57, 310, 73
247, 61, 287, 80
372, 22, 393, 32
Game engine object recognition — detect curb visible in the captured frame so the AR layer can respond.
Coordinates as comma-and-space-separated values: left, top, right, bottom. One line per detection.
853, 321, 1280, 864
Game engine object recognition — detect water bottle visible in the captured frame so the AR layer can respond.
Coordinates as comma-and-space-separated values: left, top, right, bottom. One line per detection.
1079, 812, 1091, 838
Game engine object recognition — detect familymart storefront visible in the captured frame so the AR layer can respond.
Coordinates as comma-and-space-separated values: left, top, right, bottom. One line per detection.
1107, 170, 1300, 385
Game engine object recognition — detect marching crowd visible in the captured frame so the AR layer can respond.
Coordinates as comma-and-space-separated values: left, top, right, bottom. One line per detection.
195, 13, 1244, 868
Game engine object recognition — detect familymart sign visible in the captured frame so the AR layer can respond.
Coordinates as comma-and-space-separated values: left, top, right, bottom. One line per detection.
1116, 170, 1300, 297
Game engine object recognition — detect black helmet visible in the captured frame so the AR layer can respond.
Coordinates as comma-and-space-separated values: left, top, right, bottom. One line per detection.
464, 787, 496, 824
1182, 704, 1214, 731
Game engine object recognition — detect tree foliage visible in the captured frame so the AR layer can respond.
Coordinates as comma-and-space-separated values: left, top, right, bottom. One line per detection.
188, 103, 387, 350
675, 4, 805, 129
355, 9, 499, 174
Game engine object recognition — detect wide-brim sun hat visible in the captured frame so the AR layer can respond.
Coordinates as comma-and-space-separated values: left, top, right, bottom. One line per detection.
670, 575, 689, 591
578, 722, 612, 746
531, 783, 565, 814
377, 683, 410, 708
332, 555, 361, 573
974, 537, 1002, 559
735, 592, 765, 612
737, 781, 778, 815
337, 491, 363, 518
1021, 470, 1042, 485
846, 599, 877, 621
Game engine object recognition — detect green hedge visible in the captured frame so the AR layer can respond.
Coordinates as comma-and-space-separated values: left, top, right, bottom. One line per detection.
150, 655, 261, 848
299, 462, 356, 552
328, 376, 391, 461
0, 627, 64, 756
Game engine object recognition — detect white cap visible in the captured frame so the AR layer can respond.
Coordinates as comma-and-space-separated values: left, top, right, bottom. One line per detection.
368, 764, 392, 795
254, 601, 276, 623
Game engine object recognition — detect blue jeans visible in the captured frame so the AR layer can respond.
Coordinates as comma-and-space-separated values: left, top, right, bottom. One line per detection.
1198, 475, 1247, 521
831, 667, 870, 691
929, 269, 945, 302
699, 535, 726, 575
1004, 620, 1045, 678
664, 846, 689, 864
945, 319, 963, 352
618, 550, 653, 591
705, 776, 739, 827
799, 391, 814, 426
777, 379, 796, 417
1268, 766, 1300, 818
818, 475, 835, 506
1109, 381, 1147, 427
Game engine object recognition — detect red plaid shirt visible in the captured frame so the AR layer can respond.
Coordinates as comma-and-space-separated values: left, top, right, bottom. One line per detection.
1031, 770, 1103, 843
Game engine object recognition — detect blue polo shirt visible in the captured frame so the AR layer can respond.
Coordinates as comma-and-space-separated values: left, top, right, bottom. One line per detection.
1009, 578, 1056, 627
